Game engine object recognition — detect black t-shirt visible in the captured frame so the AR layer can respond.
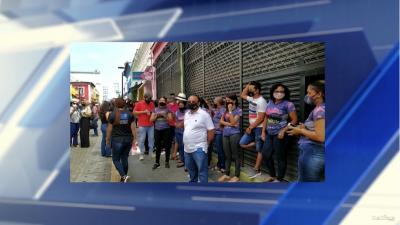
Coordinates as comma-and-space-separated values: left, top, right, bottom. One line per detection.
108, 110, 135, 139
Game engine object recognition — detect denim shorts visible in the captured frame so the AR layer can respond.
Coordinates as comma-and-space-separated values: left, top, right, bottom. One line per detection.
239, 127, 264, 152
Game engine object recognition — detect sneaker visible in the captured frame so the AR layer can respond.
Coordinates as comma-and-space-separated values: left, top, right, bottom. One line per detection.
165, 162, 170, 168
248, 169, 261, 179
123, 175, 130, 183
144, 151, 149, 155
176, 162, 184, 168
152, 163, 160, 170
228, 176, 240, 182
139, 155, 144, 161
218, 175, 230, 182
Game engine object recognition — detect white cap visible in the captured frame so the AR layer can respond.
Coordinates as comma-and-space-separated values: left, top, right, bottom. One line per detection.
175, 93, 187, 101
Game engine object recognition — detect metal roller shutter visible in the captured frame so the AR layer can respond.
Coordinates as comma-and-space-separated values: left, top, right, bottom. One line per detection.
158, 41, 325, 181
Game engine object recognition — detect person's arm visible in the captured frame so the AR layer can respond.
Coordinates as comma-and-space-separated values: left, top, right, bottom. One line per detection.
149, 110, 158, 122
278, 111, 298, 139
219, 113, 226, 126
240, 83, 250, 100
278, 103, 298, 139
246, 111, 265, 134
226, 114, 240, 127
106, 123, 113, 147
167, 112, 173, 122
70, 107, 75, 116
133, 104, 148, 116
130, 121, 136, 145
287, 119, 325, 142
261, 115, 267, 141
205, 113, 215, 144
207, 129, 215, 144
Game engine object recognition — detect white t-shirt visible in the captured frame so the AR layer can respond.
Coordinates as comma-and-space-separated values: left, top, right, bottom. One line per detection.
183, 108, 215, 153
246, 96, 267, 128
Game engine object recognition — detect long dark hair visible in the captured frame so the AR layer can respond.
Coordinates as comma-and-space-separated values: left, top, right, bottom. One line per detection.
99, 101, 111, 122
113, 98, 126, 125
269, 83, 291, 102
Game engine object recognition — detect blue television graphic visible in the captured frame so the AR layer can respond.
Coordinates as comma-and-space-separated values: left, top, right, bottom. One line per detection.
0, 1, 398, 224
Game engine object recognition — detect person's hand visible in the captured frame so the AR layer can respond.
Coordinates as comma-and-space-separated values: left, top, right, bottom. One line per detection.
286, 125, 302, 136
278, 130, 285, 139
261, 132, 266, 141
245, 127, 252, 134
131, 140, 136, 148
106, 139, 111, 148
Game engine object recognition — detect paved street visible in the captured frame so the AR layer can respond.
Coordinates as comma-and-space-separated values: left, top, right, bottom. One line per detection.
70, 131, 112, 182
70, 126, 275, 183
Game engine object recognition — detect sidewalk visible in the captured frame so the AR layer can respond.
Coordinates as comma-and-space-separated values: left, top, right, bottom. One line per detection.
70, 131, 112, 182
70, 130, 276, 183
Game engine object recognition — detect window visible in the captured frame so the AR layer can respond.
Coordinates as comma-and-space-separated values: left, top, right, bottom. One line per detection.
78, 87, 85, 97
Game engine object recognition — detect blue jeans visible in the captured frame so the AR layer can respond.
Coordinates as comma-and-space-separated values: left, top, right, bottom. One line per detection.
184, 148, 208, 183
214, 134, 225, 169
101, 123, 112, 157
239, 127, 264, 152
298, 143, 325, 182
92, 118, 99, 136
111, 138, 131, 177
175, 131, 184, 163
137, 126, 154, 154
70, 122, 79, 146
262, 134, 288, 181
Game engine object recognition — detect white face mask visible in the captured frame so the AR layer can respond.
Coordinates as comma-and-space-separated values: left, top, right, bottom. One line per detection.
273, 92, 285, 100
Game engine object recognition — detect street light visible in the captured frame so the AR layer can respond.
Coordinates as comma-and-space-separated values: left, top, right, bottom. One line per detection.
118, 61, 132, 99
118, 66, 124, 97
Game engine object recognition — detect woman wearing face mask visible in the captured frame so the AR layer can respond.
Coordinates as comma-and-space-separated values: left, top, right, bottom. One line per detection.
287, 80, 325, 182
218, 94, 242, 182
150, 96, 173, 169
106, 98, 136, 182
261, 83, 297, 182
175, 96, 187, 168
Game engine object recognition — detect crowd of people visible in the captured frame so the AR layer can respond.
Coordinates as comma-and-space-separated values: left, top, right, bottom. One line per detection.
70, 80, 325, 183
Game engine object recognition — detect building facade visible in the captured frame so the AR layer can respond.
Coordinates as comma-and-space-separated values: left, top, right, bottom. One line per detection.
153, 42, 325, 181
70, 81, 98, 103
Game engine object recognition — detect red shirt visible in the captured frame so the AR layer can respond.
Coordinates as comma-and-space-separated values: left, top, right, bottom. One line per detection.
167, 102, 178, 126
134, 100, 155, 127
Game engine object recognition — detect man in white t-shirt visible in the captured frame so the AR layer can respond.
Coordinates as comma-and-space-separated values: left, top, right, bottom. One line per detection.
240, 81, 267, 179
183, 95, 215, 183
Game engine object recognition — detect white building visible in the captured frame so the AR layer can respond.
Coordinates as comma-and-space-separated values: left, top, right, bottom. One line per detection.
102, 86, 109, 101
130, 42, 154, 100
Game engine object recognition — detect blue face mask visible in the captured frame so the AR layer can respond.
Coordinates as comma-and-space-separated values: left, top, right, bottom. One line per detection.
304, 95, 315, 105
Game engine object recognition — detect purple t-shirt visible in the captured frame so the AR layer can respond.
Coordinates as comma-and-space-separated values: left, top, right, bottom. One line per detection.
153, 107, 171, 130
175, 109, 187, 134
212, 107, 226, 135
265, 100, 296, 135
299, 103, 325, 146
222, 108, 242, 137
